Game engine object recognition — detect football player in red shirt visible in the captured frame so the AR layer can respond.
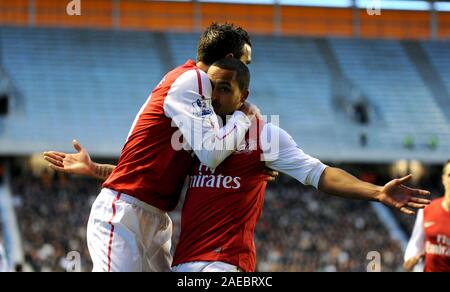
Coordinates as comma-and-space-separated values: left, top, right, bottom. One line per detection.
404, 160, 450, 272
43, 23, 260, 272
46, 59, 431, 272
170, 59, 430, 272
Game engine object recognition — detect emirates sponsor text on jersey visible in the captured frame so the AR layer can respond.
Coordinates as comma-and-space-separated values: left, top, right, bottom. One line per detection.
188, 164, 241, 189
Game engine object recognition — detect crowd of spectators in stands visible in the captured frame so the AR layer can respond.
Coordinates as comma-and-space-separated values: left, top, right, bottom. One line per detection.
9, 166, 414, 272
11, 170, 97, 272
254, 182, 404, 271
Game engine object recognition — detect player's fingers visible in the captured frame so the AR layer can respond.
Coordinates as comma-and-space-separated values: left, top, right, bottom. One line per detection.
413, 189, 431, 196
72, 139, 83, 153
396, 174, 412, 185
400, 207, 415, 216
263, 169, 279, 177
410, 197, 431, 204
262, 174, 276, 182
406, 202, 426, 209
43, 151, 66, 159
44, 152, 65, 160
43, 155, 64, 167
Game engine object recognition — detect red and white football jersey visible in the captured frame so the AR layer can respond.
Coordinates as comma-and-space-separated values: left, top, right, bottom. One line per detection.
173, 119, 327, 272
405, 197, 450, 272
103, 60, 251, 212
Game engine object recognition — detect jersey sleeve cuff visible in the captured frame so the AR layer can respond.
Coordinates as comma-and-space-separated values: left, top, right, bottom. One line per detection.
310, 164, 328, 189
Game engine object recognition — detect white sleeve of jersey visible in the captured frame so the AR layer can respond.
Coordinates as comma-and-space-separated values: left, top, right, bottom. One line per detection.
404, 209, 426, 262
261, 123, 327, 189
163, 69, 251, 169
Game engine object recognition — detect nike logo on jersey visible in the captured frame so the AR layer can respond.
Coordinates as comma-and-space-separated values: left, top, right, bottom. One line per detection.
424, 221, 436, 228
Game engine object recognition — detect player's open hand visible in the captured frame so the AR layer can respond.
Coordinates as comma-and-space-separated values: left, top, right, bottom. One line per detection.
43, 139, 94, 177
377, 174, 431, 215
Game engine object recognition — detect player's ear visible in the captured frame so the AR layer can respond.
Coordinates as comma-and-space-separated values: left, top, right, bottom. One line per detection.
225, 53, 234, 59
240, 90, 249, 103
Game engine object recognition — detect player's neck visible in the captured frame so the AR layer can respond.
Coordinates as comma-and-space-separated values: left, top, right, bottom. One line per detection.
196, 62, 210, 73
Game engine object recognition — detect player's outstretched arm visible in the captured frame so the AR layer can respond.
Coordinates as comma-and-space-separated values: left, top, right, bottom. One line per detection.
261, 123, 430, 215
318, 167, 431, 215
43, 140, 116, 180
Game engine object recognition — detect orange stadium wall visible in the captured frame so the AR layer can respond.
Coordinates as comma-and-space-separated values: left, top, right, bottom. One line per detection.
0, 0, 449, 40
200, 3, 275, 35
280, 6, 353, 37
0, 0, 29, 26
439, 12, 450, 39
119, 1, 195, 32
360, 10, 431, 39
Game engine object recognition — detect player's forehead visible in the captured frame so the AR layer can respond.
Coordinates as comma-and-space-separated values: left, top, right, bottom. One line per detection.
207, 66, 238, 85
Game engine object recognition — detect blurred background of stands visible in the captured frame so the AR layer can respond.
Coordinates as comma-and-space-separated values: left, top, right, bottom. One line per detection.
0, 0, 448, 271
0, 0, 449, 39
0, 26, 448, 162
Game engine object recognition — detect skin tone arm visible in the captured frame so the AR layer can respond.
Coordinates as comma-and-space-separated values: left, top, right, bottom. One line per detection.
91, 163, 116, 180
318, 167, 431, 215
43, 140, 116, 180
43, 139, 278, 182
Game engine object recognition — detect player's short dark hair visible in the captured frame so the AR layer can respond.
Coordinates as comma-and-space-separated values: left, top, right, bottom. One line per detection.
212, 58, 250, 92
197, 23, 252, 66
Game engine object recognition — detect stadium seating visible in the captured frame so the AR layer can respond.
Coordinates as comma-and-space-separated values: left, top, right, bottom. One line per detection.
422, 41, 450, 95
329, 38, 450, 154
0, 27, 449, 162
0, 27, 166, 154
